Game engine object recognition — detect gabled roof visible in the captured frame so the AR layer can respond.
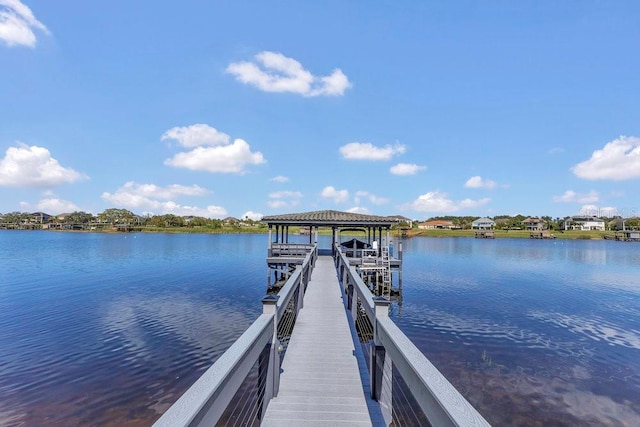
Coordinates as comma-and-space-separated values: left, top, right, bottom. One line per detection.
261, 210, 398, 227
388, 215, 411, 221
472, 217, 495, 223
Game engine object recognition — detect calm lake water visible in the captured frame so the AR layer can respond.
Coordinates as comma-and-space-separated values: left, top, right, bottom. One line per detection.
1, 231, 639, 426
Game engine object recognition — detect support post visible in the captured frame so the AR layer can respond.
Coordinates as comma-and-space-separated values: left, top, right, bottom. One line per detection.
398, 242, 403, 292
260, 294, 280, 417
370, 297, 390, 400
296, 265, 305, 312
386, 228, 390, 252
349, 277, 358, 323
371, 296, 393, 425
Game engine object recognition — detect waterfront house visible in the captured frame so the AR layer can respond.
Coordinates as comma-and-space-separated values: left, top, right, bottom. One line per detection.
562, 216, 606, 231
521, 217, 546, 231
387, 215, 413, 228
30, 212, 52, 224
223, 217, 240, 226
472, 217, 496, 230
418, 220, 455, 230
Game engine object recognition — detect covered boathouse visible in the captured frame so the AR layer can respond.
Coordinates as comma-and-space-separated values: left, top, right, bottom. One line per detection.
262, 209, 403, 297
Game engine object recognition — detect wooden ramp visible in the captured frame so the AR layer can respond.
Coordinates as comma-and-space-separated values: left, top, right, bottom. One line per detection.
262, 256, 374, 427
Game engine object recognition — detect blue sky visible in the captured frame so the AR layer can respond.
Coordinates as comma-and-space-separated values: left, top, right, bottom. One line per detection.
1, 1, 639, 221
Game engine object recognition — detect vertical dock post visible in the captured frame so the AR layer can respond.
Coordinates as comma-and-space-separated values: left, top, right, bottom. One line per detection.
398, 241, 403, 292
371, 296, 393, 425
296, 265, 305, 311
371, 296, 389, 399
260, 294, 280, 418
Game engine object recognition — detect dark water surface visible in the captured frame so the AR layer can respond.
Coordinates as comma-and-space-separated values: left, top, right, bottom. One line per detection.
1, 232, 639, 426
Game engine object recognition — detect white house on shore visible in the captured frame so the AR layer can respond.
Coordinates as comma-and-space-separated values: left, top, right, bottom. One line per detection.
521, 217, 546, 231
418, 220, 456, 229
562, 216, 605, 231
471, 217, 496, 230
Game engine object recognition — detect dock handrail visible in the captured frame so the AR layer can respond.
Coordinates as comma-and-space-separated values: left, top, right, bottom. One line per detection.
335, 245, 491, 427
154, 244, 318, 427
152, 315, 274, 427
269, 242, 315, 257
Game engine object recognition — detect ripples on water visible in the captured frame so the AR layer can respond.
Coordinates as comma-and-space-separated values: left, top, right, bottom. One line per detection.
1, 233, 639, 426
0, 232, 265, 426
396, 238, 640, 426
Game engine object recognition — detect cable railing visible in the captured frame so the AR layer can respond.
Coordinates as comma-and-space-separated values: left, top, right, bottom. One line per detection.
336, 245, 491, 427
153, 245, 317, 427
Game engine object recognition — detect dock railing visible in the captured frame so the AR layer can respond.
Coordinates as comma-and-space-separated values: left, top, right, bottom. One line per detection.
153, 244, 318, 427
268, 242, 316, 257
335, 245, 491, 427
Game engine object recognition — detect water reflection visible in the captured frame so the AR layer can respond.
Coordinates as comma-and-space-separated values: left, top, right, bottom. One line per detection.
1, 232, 639, 426
394, 236, 640, 426
0, 231, 266, 426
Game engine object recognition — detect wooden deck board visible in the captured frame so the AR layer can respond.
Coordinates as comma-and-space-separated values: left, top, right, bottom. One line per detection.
262, 256, 373, 426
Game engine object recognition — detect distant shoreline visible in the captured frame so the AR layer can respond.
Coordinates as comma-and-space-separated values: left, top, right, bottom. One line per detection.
1, 227, 621, 240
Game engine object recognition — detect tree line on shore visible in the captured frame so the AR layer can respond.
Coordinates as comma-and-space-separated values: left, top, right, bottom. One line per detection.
0, 208, 251, 230
423, 214, 640, 231
2, 208, 639, 231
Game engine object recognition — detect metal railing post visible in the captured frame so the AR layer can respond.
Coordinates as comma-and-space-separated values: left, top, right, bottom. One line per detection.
346, 275, 354, 311
350, 278, 358, 324
371, 297, 390, 400
260, 295, 280, 417
297, 265, 305, 311
372, 296, 393, 425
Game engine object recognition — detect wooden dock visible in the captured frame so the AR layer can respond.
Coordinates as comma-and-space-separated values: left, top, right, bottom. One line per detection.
529, 230, 555, 239
262, 256, 376, 426
474, 230, 495, 239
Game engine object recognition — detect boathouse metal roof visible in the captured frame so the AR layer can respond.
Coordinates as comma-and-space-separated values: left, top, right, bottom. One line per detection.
261, 210, 399, 227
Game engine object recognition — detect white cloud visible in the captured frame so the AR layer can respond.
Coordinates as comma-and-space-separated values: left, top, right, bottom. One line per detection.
320, 186, 349, 204
408, 191, 490, 213
270, 190, 303, 199
226, 51, 351, 97
0, 0, 49, 48
242, 211, 263, 221
36, 198, 80, 214
458, 198, 491, 208
0, 144, 88, 188
579, 205, 619, 218
104, 182, 210, 203
339, 142, 406, 161
354, 190, 389, 205
347, 206, 371, 214
464, 176, 497, 189
270, 175, 289, 183
267, 200, 287, 209
572, 136, 640, 180
553, 190, 599, 204
101, 182, 226, 219
268, 190, 303, 209
161, 124, 230, 148
390, 163, 426, 176
165, 138, 265, 174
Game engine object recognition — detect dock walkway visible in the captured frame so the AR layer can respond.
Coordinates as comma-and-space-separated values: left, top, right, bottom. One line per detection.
262, 256, 374, 426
